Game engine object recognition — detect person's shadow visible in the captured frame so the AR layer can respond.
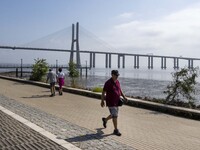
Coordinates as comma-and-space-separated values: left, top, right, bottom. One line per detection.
21, 90, 51, 99
63, 128, 112, 143
21, 94, 50, 99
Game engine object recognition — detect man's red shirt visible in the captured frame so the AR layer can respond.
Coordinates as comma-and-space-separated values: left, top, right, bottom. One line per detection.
103, 78, 122, 107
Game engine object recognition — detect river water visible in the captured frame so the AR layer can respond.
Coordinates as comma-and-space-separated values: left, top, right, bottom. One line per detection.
66, 68, 200, 105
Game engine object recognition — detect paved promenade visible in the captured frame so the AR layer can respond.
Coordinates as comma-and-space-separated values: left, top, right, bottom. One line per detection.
0, 78, 200, 150
0, 108, 68, 150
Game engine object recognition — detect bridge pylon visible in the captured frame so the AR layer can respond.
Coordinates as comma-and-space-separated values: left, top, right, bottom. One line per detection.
69, 22, 81, 67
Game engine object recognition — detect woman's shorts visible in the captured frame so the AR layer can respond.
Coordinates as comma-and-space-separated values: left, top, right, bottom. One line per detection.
58, 78, 65, 87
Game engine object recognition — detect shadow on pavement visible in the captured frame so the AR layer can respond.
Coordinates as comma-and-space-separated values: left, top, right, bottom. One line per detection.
41, 90, 50, 93
22, 95, 50, 98
13, 82, 26, 85
147, 111, 162, 115
64, 128, 113, 142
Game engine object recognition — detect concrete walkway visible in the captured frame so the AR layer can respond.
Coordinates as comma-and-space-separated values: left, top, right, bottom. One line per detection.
0, 78, 200, 150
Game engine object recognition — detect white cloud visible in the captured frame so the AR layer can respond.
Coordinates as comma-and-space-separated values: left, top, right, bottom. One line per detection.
118, 12, 134, 19
103, 4, 200, 58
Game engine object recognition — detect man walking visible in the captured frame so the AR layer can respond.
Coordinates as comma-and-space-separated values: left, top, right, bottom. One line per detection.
101, 70, 127, 136
46, 68, 57, 97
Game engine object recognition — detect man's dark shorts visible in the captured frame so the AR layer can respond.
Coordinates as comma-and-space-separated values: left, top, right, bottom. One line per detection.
50, 82, 55, 87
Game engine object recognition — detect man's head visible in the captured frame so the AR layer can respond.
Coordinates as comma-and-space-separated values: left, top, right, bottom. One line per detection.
49, 68, 52, 72
111, 70, 119, 80
58, 68, 62, 72
111, 70, 120, 76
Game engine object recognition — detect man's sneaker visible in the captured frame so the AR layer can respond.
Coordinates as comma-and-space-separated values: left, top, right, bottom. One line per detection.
50, 94, 54, 97
102, 118, 107, 128
113, 129, 121, 136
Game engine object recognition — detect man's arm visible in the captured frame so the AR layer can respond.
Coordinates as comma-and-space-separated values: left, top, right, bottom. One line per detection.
46, 77, 49, 83
46, 74, 49, 83
121, 90, 128, 102
101, 90, 106, 107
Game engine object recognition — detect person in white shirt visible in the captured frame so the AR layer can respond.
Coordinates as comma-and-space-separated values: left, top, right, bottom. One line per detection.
57, 68, 65, 95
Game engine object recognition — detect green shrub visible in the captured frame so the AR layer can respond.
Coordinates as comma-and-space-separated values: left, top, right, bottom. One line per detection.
68, 61, 79, 87
164, 67, 199, 108
30, 58, 48, 81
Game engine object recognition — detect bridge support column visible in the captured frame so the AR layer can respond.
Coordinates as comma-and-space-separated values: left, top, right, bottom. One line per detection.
105, 54, 108, 68
109, 54, 112, 68
90, 53, 92, 68
118, 55, 120, 68
93, 53, 95, 68
188, 59, 194, 69
89, 52, 96, 68
134, 55, 139, 69
161, 57, 167, 69
118, 54, 125, 68
123, 55, 125, 68
105, 53, 112, 68
173, 58, 179, 69
148, 56, 153, 69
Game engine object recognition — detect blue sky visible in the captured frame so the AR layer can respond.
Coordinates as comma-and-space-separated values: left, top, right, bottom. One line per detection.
1, 0, 200, 66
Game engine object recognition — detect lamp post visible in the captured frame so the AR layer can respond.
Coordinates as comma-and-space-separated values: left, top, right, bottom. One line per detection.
85, 60, 88, 78
56, 60, 58, 74
20, 59, 23, 78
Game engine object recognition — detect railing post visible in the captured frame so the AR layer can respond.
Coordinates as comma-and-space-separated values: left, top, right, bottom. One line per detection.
16, 68, 18, 77
80, 68, 82, 76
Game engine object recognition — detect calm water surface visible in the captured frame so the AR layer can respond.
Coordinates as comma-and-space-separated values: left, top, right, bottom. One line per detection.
66, 68, 200, 105
1, 67, 200, 104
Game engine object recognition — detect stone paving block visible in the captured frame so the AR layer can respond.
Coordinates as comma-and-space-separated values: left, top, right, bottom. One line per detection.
0, 110, 68, 150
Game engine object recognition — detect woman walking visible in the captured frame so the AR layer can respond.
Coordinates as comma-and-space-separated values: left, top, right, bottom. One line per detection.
57, 68, 65, 95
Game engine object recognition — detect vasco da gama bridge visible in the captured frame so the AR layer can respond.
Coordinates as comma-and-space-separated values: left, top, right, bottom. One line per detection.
1, 22, 200, 69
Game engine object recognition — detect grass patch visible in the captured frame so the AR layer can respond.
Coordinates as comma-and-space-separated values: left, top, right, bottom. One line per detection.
92, 87, 103, 93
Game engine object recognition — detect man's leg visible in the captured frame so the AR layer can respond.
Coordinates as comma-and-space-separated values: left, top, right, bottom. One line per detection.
102, 115, 112, 128
50, 83, 53, 95
102, 107, 117, 128
106, 115, 112, 121
50, 87, 53, 94
110, 107, 121, 136
53, 85, 56, 96
112, 117, 118, 130
50, 83, 55, 96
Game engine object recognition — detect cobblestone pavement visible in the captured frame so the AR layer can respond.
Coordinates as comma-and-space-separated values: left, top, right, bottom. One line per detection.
0, 109, 67, 150
1, 78, 200, 150
0, 95, 135, 150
